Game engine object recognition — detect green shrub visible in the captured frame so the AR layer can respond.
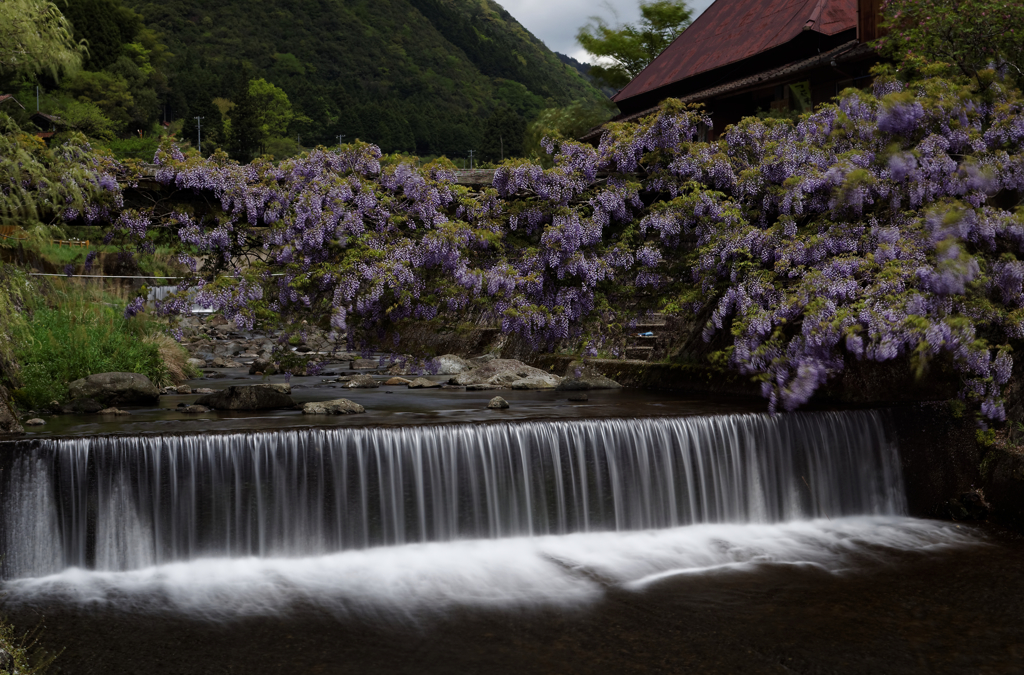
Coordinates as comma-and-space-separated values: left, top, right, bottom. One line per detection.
10, 279, 168, 409
0, 619, 57, 674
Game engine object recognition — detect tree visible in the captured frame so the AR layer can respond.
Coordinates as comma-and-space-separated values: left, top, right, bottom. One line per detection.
0, 0, 84, 78
877, 0, 1024, 87
228, 78, 293, 160
576, 0, 692, 89
481, 106, 526, 162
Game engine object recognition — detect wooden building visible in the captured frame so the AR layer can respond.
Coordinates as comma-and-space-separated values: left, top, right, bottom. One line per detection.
585, 0, 885, 141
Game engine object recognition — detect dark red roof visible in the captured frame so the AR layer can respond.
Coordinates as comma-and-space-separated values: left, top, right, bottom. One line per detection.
0, 94, 25, 109
614, 0, 857, 102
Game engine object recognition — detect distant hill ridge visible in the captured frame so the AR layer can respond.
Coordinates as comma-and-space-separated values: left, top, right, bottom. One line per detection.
125, 0, 604, 156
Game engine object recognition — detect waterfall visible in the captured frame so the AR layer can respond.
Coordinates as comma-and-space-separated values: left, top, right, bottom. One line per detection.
0, 412, 904, 580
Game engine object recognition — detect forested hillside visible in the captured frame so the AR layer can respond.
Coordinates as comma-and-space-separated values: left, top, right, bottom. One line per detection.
115, 0, 605, 157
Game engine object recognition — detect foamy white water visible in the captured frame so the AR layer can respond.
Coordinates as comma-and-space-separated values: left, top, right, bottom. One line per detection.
1, 517, 983, 621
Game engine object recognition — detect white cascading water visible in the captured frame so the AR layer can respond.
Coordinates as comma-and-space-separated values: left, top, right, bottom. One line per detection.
0, 412, 981, 617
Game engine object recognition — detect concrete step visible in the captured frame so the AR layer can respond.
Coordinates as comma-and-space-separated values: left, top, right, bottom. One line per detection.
625, 346, 655, 361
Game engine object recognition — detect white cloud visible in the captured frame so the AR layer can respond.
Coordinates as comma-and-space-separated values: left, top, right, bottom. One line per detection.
496, 0, 716, 63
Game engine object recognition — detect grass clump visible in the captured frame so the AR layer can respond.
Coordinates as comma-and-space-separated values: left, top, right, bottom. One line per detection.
3, 271, 191, 410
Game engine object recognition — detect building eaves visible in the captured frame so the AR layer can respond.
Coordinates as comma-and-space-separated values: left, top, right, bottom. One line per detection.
583, 40, 868, 142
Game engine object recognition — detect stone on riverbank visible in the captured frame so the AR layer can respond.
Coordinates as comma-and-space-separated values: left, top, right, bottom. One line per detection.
452, 359, 562, 390
385, 377, 411, 386
194, 384, 295, 410
408, 377, 441, 389
556, 364, 622, 391
302, 399, 365, 415
340, 374, 379, 389
249, 358, 278, 375
68, 372, 160, 407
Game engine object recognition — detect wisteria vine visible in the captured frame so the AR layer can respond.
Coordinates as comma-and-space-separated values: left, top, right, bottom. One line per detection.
29, 73, 1024, 421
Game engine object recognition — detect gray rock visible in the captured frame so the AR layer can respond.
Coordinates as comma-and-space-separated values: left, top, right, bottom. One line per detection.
194, 388, 216, 394
385, 377, 412, 386
181, 405, 212, 414
0, 385, 23, 434
68, 372, 160, 406
186, 358, 206, 370
176, 385, 193, 395
302, 399, 366, 415
510, 374, 561, 390
408, 377, 441, 389
567, 393, 589, 402
340, 374, 380, 389
487, 396, 510, 409
433, 354, 471, 375
452, 359, 563, 389
24, 418, 46, 426
209, 357, 243, 368
60, 399, 105, 414
353, 358, 381, 370
466, 384, 499, 391
249, 358, 278, 375
98, 407, 130, 416
556, 364, 623, 391
194, 384, 295, 411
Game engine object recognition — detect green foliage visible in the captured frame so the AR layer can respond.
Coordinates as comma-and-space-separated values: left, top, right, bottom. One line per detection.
480, 106, 526, 161
59, 0, 142, 70
576, 0, 693, 89
124, 0, 604, 155
106, 133, 160, 160
0, 620, 56, 675
0, 113, 118, 228
525, 98, 617, 161
10, 279, 168, 409
0, 0, 84, 77
878, 0, 1024, 87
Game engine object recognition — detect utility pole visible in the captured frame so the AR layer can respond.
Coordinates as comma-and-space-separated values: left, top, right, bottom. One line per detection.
195, 116, 203, 155
35, 86, 39, 112
338, 134, 346, 146
468, 150, 475, 170
500, 134, 504, 162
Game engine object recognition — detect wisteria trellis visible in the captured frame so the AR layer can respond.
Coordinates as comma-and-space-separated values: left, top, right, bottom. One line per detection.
47, 74, 1024, 420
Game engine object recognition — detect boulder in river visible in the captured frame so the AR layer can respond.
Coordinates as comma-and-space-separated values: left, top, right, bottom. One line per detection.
510, 374, 561, 390
385, 377, 411, 386
194, 384, 295, 411
181, 405, 212, 414
186, 358, 206, 370
556, 364, 622, 391
68, 372, 160, 407
249, 358, 278, 375
433, 354, 471, 375
24, 418, 45, 426
340, 374, 379, 389
408, 377, 441, 389
451, 359, 562, 389
302, 399, 366, 415
487, 396, 510, 409
98, 407, 130, 416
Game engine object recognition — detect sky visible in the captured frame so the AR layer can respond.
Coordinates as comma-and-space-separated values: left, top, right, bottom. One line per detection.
497, 0, 717, 64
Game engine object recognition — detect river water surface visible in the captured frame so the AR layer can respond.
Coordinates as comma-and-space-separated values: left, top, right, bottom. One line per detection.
1, 376, 1020, 674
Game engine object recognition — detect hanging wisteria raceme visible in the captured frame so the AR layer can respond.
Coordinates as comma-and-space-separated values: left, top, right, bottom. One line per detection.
70, 74, 1024, 420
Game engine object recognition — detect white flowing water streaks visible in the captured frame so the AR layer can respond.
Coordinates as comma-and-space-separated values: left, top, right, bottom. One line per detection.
1, 412, 903, 579
0, 518, 983, 620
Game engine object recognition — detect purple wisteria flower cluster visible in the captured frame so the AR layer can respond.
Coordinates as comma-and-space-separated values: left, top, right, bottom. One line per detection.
49, 75, 1024, 421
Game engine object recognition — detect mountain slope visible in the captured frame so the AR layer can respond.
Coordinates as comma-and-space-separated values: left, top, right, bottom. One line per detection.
124, 0, 603, 156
